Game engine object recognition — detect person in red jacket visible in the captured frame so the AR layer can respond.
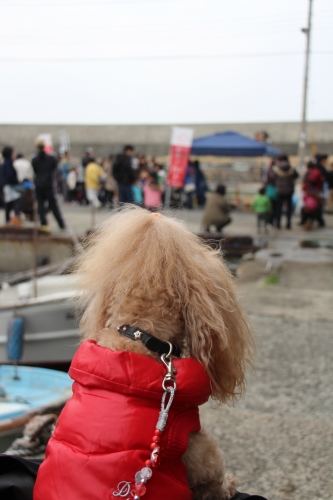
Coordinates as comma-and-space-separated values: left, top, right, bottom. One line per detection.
34, 208, 254, 500
300, 160, 325, 228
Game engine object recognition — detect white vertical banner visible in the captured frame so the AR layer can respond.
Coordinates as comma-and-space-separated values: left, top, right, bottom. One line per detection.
59, 130, 71, 155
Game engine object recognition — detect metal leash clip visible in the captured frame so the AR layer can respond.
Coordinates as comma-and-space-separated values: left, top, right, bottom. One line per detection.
161, 341, 177, 391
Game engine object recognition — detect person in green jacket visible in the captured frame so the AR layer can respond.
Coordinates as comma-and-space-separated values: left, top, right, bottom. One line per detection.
251, 187, 271, 234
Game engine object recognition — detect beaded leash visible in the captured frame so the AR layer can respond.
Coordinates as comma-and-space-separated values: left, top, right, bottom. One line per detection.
112, 342, 177, 500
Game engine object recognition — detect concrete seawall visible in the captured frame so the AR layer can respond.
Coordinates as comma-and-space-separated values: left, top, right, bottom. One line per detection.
0, 121, 332, 157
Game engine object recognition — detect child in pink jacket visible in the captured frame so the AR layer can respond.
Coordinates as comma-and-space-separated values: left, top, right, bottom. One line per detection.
143, 173, 163, 211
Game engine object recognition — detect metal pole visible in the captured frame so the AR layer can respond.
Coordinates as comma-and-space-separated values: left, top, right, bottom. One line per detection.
298, 0, 313, 168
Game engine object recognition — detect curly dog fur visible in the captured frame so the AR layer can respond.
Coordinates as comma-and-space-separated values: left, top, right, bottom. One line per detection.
73, 206, 254, 499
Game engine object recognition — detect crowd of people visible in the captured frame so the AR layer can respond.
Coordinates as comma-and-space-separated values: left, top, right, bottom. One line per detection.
0, 142, 169, 230
0, 140, 331, 234
55, 145, 169, 211
250, 153, 333, 234
0, 141, 211, 231
57, 144, 177, 212
199, 153, 332, 234
0, 141, 67, 231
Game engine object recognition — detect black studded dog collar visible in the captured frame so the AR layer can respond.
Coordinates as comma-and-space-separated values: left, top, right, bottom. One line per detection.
117, 324, 181, 358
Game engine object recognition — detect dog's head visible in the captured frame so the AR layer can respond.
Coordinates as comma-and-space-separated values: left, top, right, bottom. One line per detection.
74, 207, 254, 404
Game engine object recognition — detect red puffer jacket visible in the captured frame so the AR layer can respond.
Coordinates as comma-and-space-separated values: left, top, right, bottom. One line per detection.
34, 340, 211, 500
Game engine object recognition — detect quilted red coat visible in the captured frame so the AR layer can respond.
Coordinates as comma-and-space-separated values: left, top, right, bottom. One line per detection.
34, 340, 211, 500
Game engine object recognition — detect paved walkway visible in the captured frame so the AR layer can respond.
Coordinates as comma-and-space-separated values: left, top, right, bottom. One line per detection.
51, 203, 333, 240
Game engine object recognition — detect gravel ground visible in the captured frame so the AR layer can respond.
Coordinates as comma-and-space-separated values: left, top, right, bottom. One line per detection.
200, 311, 333, 500
200, 250, 333, 500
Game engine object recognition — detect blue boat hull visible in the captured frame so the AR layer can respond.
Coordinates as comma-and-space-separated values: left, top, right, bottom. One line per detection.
0, 365, 72, 452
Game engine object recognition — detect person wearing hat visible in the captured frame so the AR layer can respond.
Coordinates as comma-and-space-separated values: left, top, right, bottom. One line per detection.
32, 139, 66, 232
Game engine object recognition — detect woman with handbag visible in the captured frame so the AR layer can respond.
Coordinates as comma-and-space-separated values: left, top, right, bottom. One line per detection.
1, 146, 22, 225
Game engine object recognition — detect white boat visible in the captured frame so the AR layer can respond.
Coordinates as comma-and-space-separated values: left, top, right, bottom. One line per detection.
0, 275, 79, 368
0, 364, 72, 453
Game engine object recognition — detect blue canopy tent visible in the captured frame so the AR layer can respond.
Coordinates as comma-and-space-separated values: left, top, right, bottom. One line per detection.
191, 130, 280, 157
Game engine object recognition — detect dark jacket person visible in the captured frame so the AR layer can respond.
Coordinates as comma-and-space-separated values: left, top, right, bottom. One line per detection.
32, 140, 66, 231
271, 154, 298, 229
1, 146, 21, 224
112, 145, 135, 204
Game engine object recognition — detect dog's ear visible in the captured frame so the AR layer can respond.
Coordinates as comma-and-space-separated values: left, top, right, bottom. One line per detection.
182, 259, 254, 404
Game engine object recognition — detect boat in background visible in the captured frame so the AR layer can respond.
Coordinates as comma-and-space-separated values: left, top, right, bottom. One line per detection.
0, 226, 76, 274
0, 275, 79, 370
0, 365, 72, 453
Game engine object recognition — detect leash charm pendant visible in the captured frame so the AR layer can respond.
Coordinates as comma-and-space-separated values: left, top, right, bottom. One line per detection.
112, 481, 131, 497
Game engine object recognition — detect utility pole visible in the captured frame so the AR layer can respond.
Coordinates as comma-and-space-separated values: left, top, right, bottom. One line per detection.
298, 0, 313, 168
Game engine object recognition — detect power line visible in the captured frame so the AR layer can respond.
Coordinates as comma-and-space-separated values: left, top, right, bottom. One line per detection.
0, 51, 332, 63
0, 20, 318, 37
1, 0, 182, 5
0, 30, 313, 46
2, 13, 331, 41
1, 4, 332, 40
3, 4, 332, 36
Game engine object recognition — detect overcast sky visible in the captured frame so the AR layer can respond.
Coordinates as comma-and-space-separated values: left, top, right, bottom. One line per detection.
0, 0, 332, 124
